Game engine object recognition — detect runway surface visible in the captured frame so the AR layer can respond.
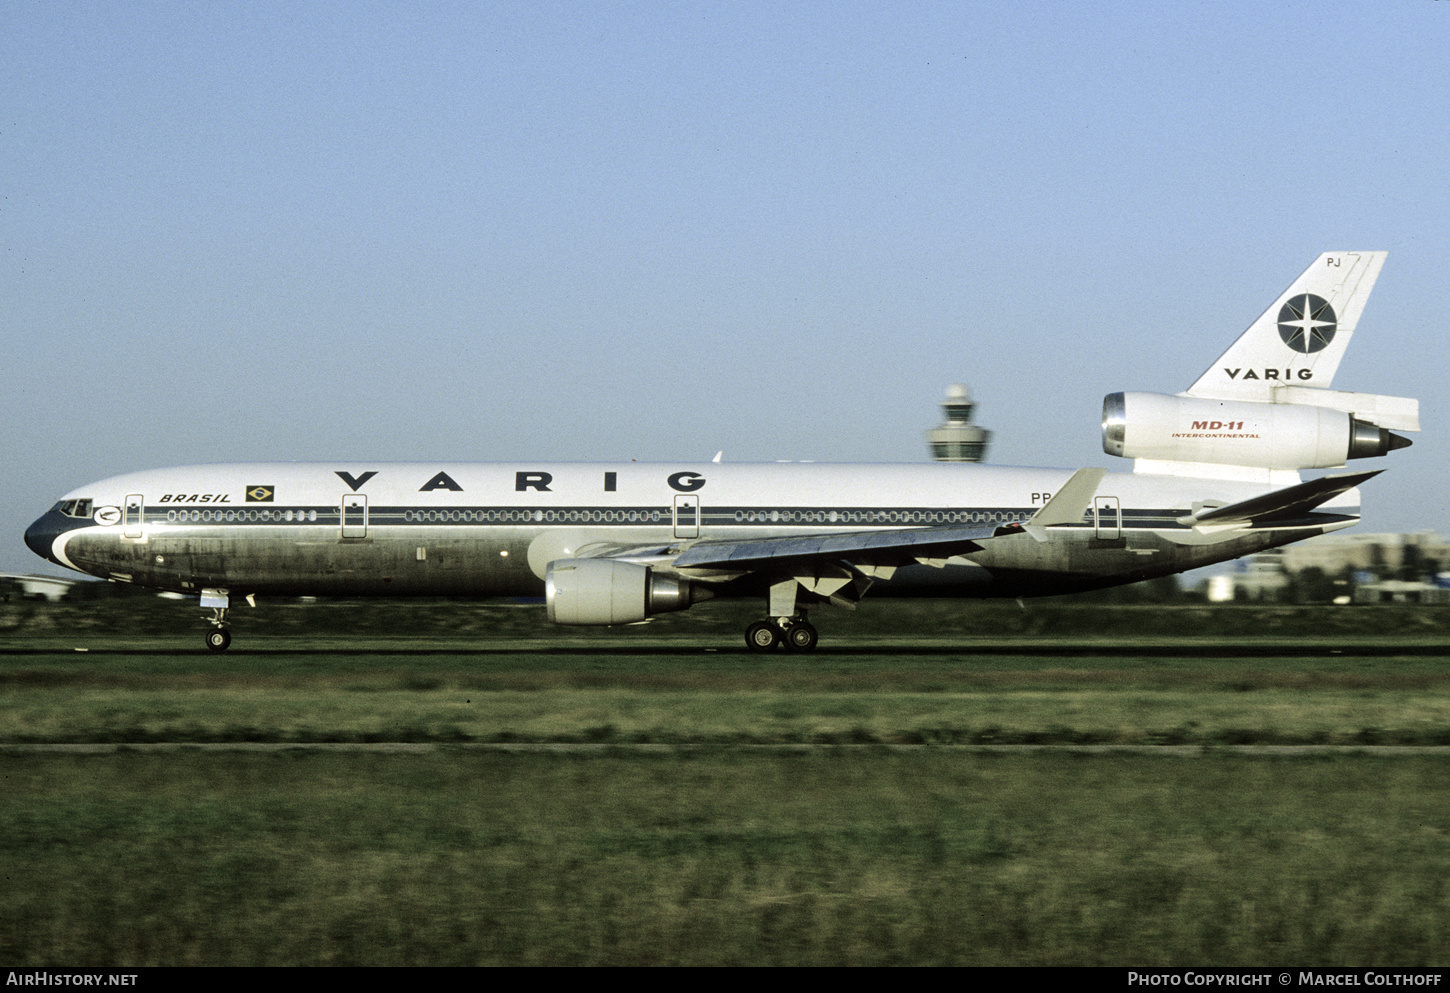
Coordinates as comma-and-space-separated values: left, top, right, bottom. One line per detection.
7, 742, 1450, 754
3, 642, 1448, 657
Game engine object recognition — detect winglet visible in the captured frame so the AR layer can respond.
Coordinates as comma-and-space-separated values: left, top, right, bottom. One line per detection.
1024, 468, 1106, 542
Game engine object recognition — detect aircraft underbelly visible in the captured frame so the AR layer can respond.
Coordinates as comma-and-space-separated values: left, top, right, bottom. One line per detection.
874, 527, 1319, 597
63, 527, 544, 597
59, 519, 1332, 601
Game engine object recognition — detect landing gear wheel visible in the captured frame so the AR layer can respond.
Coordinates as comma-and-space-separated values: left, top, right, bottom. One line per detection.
745, 621, 781, 653
205, 629, 232, 652
783, 621, 818, 653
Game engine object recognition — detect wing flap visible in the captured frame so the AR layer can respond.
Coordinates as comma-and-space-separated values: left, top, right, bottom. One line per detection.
670, 523, 1000, 571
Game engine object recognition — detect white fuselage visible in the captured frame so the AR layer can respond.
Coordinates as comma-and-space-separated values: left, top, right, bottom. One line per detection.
28, 461, 1361, 602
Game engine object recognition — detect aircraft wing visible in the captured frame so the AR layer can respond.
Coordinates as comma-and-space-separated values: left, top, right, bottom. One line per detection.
670, 467, 1109, 572
550, 465, 1372, 586
665, 466, 1372, 572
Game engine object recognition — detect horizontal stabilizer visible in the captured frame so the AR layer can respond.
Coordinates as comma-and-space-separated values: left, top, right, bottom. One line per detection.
1186, 469, 1380, 527
1269, 386, 1420, 432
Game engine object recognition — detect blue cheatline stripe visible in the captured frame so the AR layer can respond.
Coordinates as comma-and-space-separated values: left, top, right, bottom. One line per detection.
137, 504, 1203, 530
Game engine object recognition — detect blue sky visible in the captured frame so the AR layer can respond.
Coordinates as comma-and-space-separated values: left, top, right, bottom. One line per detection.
4, 1, 1448, 577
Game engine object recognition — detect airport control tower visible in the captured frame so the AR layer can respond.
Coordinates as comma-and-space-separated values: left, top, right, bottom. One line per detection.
926, 383, 991, 462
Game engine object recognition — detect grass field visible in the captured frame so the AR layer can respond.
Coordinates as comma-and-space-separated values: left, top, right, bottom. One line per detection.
3, 602, 1449, 964
4, 643, 1450, 746
4, 749, 1449, 965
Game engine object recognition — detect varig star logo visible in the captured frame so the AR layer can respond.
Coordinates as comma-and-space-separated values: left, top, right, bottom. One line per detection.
245, 485, 275, 503
1277, 293, 1337, 353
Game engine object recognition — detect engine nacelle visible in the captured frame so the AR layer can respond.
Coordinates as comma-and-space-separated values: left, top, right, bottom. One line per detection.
545, 558, 708, 626
1102, 392, 1410, 470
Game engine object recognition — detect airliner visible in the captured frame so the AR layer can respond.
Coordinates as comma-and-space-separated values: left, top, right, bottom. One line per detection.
26, 252, 1418, 652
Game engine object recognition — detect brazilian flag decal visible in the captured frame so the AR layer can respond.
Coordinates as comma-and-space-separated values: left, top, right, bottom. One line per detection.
245, 485, 275, 503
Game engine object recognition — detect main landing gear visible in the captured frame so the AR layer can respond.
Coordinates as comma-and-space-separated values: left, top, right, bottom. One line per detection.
744, 616, 818, 653
745, 579, 823, 653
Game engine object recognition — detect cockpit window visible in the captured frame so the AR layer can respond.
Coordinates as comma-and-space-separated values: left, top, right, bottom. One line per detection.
58, 499, 94, 519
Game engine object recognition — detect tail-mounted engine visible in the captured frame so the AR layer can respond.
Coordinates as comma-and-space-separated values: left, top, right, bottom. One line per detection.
1103, 392, 1412, 470
545, 558, 712, 626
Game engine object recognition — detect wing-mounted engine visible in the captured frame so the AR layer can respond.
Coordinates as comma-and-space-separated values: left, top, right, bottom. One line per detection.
545, 558, 712, 626
1102, 392, 1414, 471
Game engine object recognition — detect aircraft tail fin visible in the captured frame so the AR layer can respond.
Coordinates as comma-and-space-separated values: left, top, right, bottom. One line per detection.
1185, 252, 1386, 401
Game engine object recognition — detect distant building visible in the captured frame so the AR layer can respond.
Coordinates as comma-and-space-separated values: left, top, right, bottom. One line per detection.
1352, 577, 1450, 605
1203, 532, 1450, 604
1279, 531, 1449, 578
1206, 552, 1289, 602
0, 573, 76, 601
927, 384, 991, 462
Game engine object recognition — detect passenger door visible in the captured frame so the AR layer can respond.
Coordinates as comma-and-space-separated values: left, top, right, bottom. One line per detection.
123, 493, 144, 539
341, 494, 368, 539
673, 494, 699, 539
1094, 496, 1121, 541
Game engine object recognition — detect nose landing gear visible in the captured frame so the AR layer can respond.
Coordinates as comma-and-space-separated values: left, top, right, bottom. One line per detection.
201, 589, 232, 652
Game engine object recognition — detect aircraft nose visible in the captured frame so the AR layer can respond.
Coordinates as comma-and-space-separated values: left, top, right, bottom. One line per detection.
25, 508, 71, 565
